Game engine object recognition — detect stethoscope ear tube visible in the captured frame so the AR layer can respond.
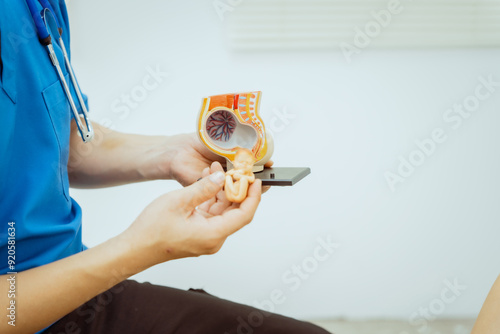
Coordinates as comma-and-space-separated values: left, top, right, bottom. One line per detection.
25, 0, 50, 42
38, 0, 64, 37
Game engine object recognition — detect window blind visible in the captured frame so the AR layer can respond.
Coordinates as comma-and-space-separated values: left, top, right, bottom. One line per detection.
224, 0, 500, 51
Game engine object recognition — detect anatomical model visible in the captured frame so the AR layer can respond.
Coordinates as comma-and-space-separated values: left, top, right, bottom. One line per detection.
225, 148, 256, 203
197, 91, 273, 172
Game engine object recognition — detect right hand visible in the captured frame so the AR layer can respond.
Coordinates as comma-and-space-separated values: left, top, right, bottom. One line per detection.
122, 162, 262, 266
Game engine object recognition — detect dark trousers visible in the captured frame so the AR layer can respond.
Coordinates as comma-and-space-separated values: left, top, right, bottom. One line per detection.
43, 280, 331, 334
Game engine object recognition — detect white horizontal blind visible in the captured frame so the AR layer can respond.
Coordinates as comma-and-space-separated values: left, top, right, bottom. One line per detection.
225, 0, 500, 50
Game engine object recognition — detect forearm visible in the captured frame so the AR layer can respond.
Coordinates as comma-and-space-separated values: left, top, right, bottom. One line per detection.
68, 121, 172, 188
0, 232, 153, 333
472, 274, 500, 334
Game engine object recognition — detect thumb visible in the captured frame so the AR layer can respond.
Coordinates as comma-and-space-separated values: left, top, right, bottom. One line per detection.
181, 171, 226, 211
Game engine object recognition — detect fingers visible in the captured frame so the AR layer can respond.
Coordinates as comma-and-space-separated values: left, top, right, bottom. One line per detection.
239, 178, 262, 212
197, 194, 216, 213
204, 161, 231, 215
264, 160, 274, 168
210, 161, 224, 172
210, 179, 262, 236
201, 167, 210, 178
196, 161, 263, 228
181, 171, 225, 212
196, 161, 229, 213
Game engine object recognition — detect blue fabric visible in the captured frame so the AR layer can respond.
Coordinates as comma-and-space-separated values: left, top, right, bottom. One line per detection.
0, 0, 85, 280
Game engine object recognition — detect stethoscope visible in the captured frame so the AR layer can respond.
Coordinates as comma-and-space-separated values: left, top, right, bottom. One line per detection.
25, 0, 94, 143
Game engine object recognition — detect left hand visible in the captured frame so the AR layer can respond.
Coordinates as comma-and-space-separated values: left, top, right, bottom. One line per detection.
165, 133, 224, 187
166, 133, 273, 189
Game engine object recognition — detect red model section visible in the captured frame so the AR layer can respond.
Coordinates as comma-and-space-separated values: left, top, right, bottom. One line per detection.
233, 94, 239, 110
208, 94, 234, 110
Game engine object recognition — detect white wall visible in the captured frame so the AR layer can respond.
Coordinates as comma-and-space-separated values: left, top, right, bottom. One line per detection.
67, 0, 500, 322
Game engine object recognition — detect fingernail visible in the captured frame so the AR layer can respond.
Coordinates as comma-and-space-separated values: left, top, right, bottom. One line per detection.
209, 171, 225, 185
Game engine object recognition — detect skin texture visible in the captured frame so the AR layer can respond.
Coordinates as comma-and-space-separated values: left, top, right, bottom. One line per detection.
225, 149, 256, 203
0, 121, 268, 334
471, 275, 500, 334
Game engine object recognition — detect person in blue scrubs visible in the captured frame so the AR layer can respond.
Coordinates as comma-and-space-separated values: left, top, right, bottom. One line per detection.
0, 1, 330, 333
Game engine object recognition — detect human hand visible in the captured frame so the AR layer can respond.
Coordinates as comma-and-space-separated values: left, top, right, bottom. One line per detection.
164, 133, 225, 186
196, 162, 236, 216
122, 161, 262, 265
165, 133, 273, 187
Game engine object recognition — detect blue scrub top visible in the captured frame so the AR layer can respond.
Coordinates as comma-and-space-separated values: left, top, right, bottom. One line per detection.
0, 0, 85, 276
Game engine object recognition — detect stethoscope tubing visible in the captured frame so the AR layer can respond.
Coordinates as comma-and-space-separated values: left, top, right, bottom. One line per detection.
25, 0, 94, 142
